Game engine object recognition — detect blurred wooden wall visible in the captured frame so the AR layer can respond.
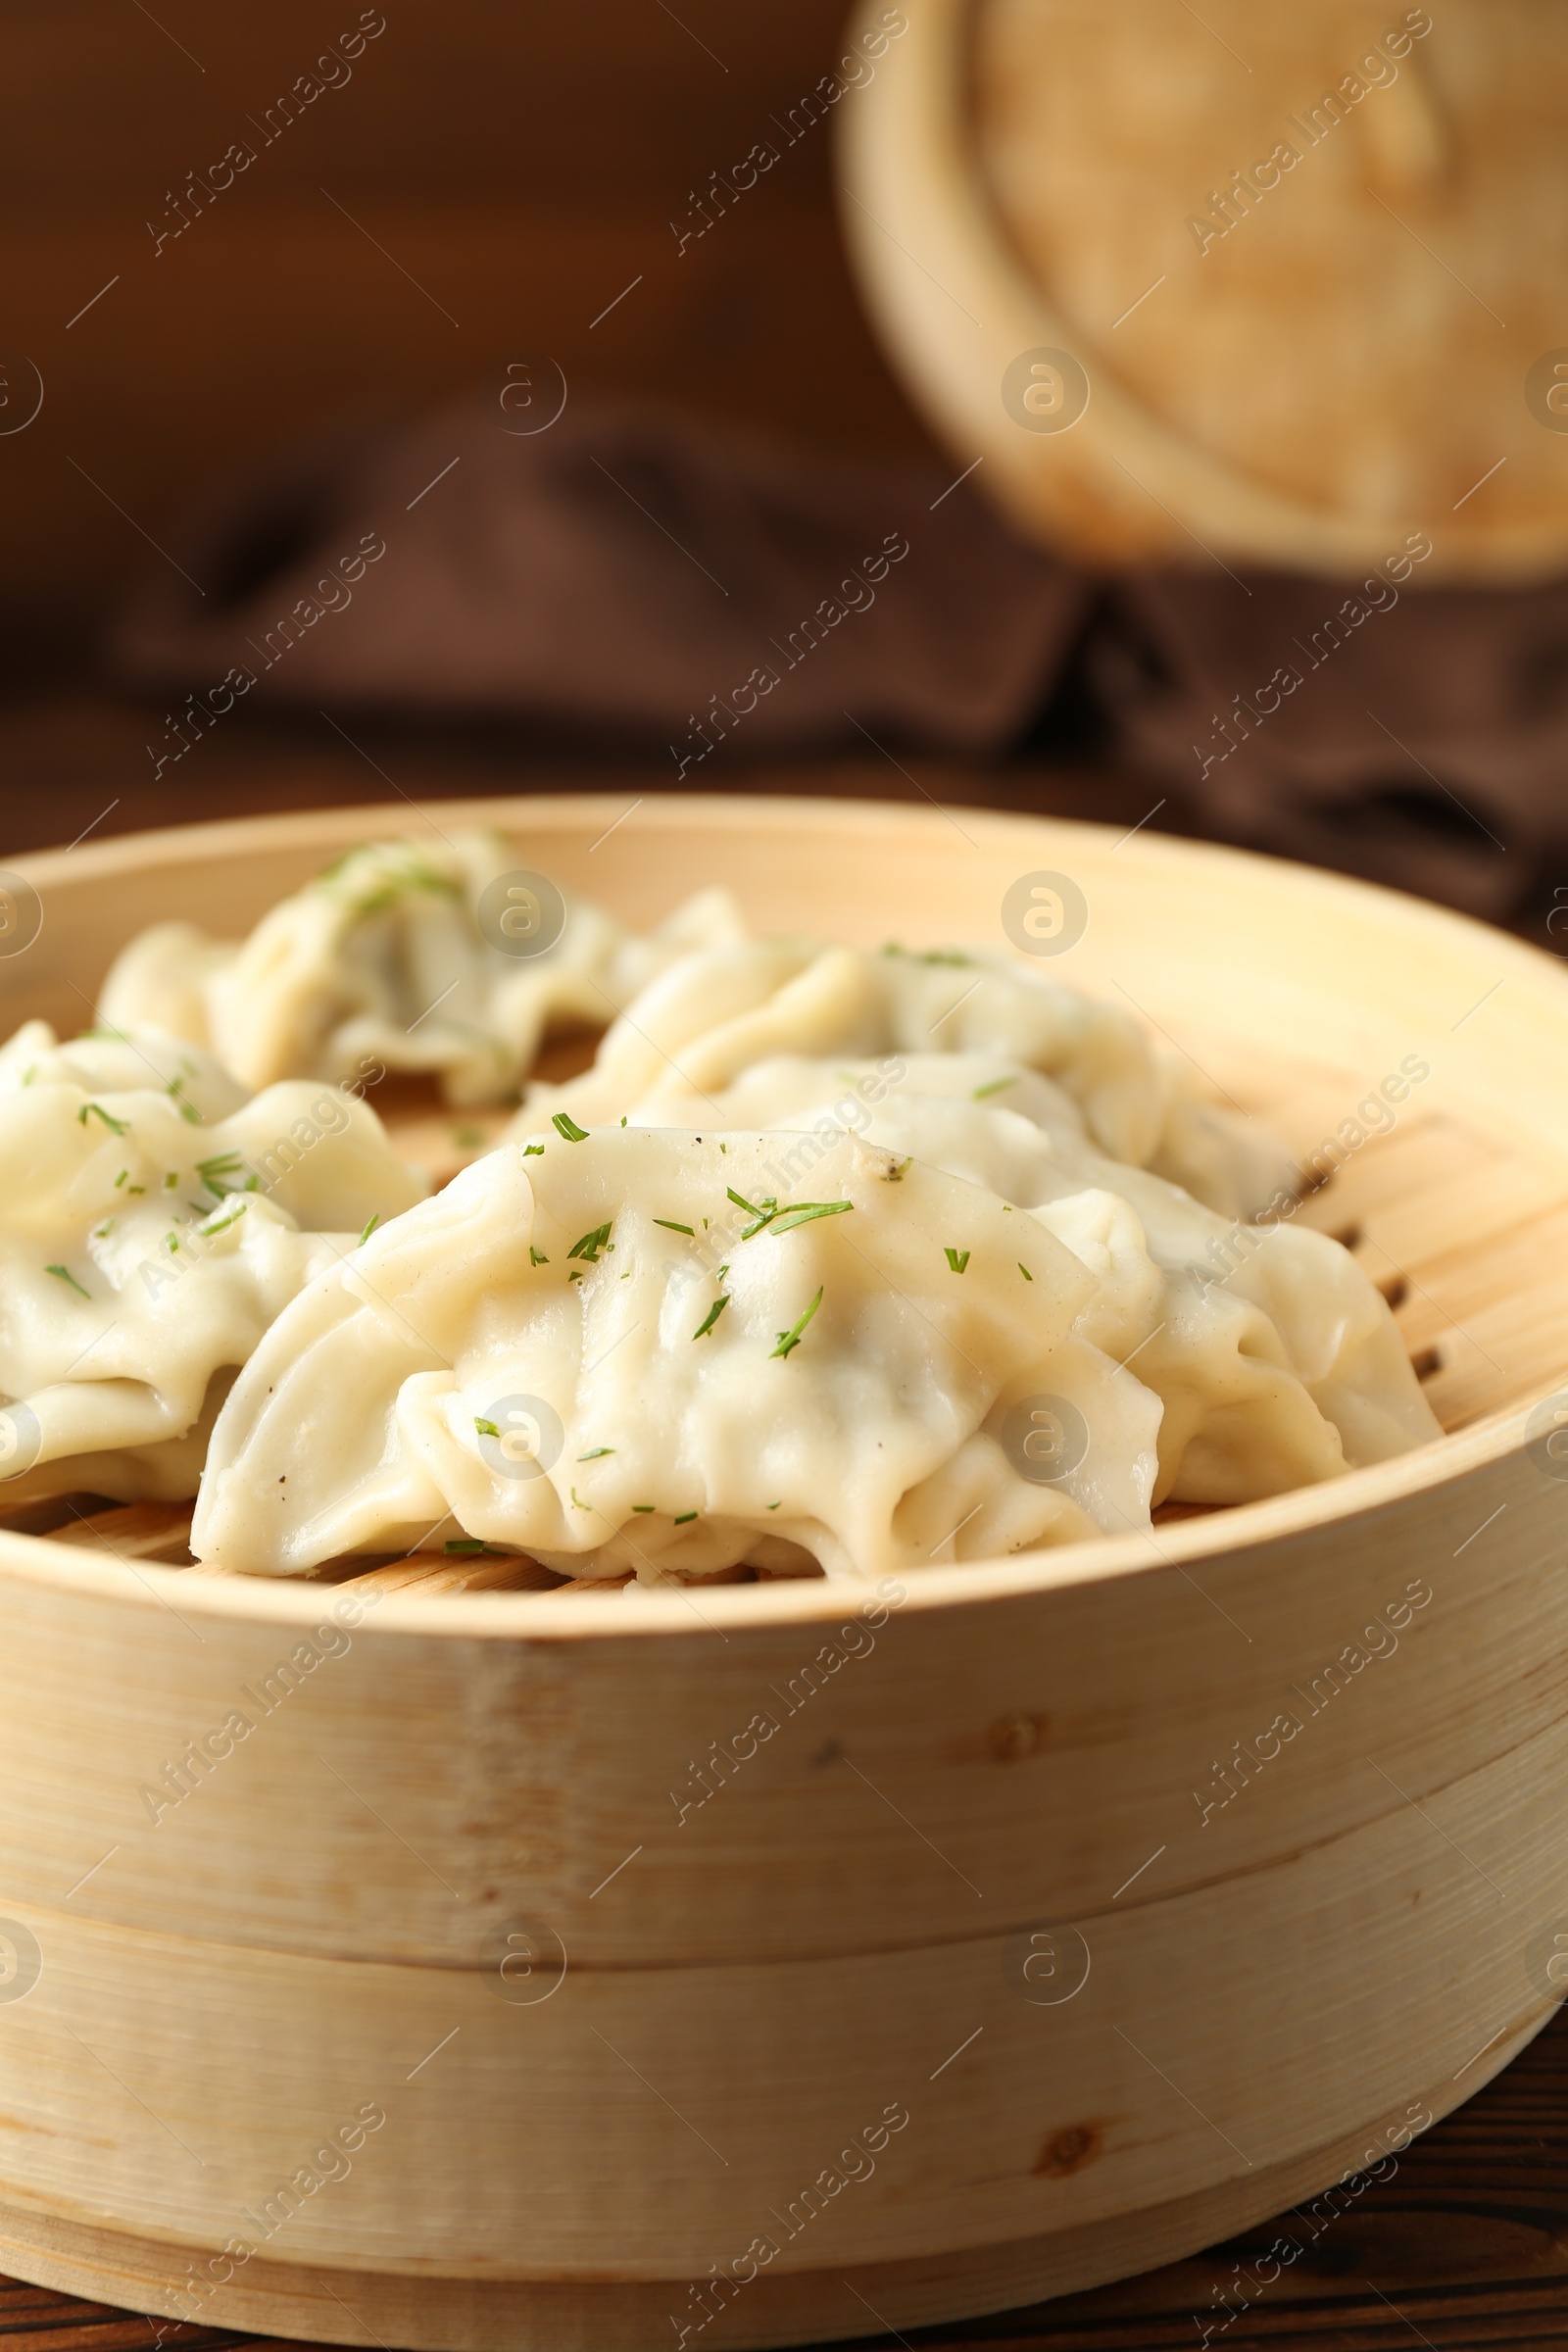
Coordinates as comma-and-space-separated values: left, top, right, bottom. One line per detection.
0, 1, 930, 671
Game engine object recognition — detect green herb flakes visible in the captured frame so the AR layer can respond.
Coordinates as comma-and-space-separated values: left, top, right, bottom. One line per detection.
771, 1287, 823, 1360
769, 1200, 853, 1235
692, 1295, 730, 1342
77, 1102, 127, 1135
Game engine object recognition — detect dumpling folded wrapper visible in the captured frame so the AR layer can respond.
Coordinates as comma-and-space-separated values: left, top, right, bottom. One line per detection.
614, 1054, 1441, 1508
98, 833, 749, 1107
0, 1019, 250, 1124
524, 938, 1296, 1218
191, 1130, 1164, 1580
0, 1075, 424, 1503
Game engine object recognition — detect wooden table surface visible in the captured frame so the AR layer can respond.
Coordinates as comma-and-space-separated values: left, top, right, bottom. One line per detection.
2, 701, 1564, 2352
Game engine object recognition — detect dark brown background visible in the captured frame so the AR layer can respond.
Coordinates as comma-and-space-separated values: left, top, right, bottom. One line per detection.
0, 0, 1206, 898
2, 8, 1566, 2347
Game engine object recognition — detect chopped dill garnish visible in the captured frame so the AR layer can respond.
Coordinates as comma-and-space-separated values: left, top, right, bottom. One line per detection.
360, 1215, 379, 1246
522, 1143, 546, 1156
77, 1102, 127, 1135
972, 1076, 1017, 1100
673, 1510, 698, 1525
944, 1248, 970, 1273
474, 1418, 501, 1438
769, 1200, 853, 1235
529, 1247, 549, 1265
552, 1113, 589, 1142
771, 1287, 822, 1359
46, 1264, 90, 1298
880, 942, 969, 966
654, 1218, 694, 1236
725, 1185, 776, 1236
567, 1222, 612, 1263
692, 1295, 730, 1342
196, 1152, 246, 1197
1018, 1262, 1033, 1281
577, 1446, 613, 1460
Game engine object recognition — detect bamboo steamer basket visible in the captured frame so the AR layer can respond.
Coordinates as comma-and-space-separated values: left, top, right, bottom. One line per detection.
839, 0, 1568, 581
0, 793, 1566, 2351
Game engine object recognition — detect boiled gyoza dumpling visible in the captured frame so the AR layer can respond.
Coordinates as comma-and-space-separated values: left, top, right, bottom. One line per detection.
0, 1077, 424, 1505
98, 833, 750, 1107
523, 938, 1295, 1218
612, 1054, 1442, 1507
191, 1130, 1164, 1580
683, 1050, 1093, 1150
0, 1020, 249, 1123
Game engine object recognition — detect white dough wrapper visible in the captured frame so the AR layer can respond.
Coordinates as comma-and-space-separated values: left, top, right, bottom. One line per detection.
617, 1061, 1440, 1507
523, 941, 1296, 1216
191, 1131, 1163, 1581
98, 834, 750, 1107
0, 1078, 425, 1505
0, 1020, 250, 1123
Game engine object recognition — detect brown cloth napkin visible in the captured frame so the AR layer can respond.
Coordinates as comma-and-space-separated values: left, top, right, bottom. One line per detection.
115, 398, 1568, 922
1091, 570, 1568, 923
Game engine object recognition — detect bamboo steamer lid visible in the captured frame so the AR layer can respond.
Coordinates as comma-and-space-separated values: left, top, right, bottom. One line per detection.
840, 0, 1568, 582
